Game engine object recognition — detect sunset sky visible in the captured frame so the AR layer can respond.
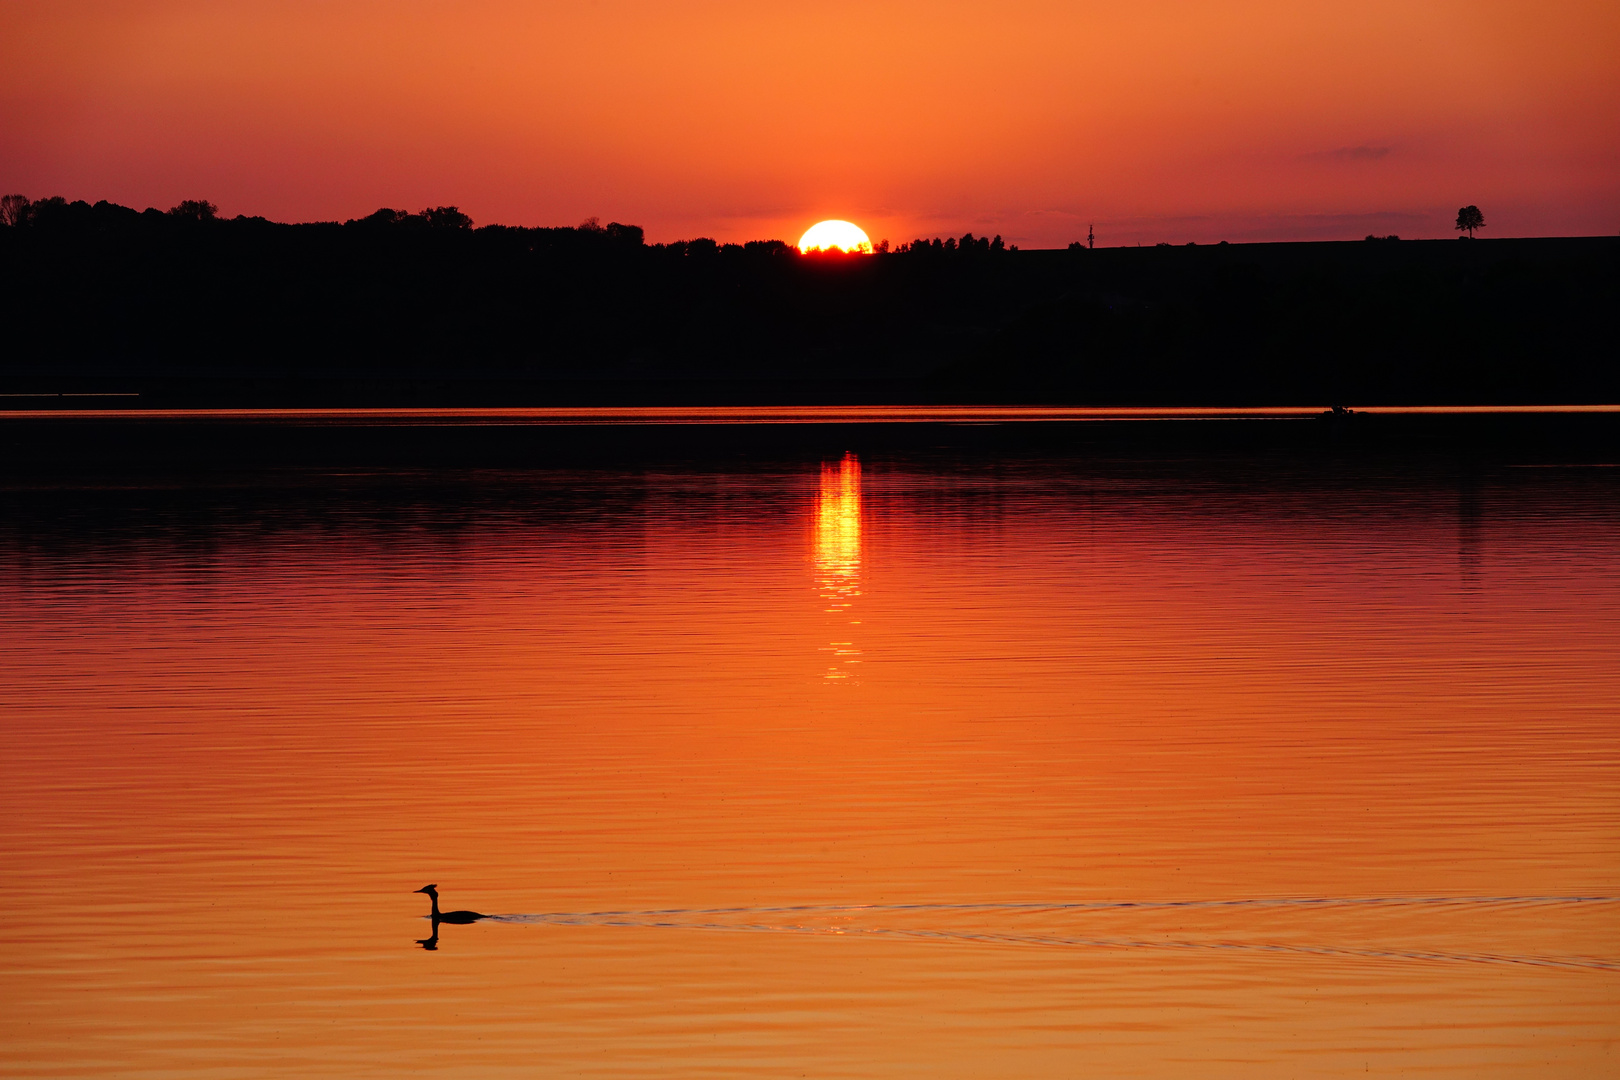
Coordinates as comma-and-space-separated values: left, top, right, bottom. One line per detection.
5, 1, 1617, 246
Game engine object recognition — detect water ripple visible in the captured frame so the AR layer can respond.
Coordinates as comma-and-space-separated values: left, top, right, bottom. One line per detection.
492, 894, 1620, 919
484, 896, 1620, 972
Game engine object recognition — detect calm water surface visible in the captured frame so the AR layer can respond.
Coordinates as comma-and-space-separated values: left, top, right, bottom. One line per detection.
2, 443, 1617, 1078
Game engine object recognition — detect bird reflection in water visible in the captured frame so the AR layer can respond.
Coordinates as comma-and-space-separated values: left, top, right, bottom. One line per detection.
814, 452, 863, 680
414, 883, 488, 951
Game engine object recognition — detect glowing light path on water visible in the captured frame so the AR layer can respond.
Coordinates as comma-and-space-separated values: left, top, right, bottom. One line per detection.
813, 452, 863, 679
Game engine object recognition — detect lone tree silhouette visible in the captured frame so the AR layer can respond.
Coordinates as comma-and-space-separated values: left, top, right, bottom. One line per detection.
1455, 205, 1484, 238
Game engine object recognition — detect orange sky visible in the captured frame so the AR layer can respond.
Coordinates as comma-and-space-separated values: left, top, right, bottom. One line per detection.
4, 1, 1617, 246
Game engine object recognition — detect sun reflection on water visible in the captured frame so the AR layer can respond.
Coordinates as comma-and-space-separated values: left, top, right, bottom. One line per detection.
813, 452, 863, 679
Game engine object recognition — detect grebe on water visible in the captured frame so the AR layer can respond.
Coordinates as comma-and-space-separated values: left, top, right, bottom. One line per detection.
415, 884, 488, 924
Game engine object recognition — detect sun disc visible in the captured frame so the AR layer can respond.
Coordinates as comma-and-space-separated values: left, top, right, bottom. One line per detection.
798, 220, 873, 254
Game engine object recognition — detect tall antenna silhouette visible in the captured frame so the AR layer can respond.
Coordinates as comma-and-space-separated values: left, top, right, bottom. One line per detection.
1087, 223, 1095, 250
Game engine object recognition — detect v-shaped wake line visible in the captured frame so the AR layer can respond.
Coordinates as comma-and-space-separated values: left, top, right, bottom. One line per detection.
487, 894, 1619, 921
498, 916, 1618, 972
475, 895, 1620, 973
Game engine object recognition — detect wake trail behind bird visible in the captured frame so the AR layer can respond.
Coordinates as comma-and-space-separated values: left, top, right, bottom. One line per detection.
478, 895, 1620, 972
487, 895, 1619, 920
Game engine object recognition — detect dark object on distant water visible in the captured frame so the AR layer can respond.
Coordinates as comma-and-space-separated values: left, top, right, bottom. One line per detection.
1456, 205, 1485, 238
414, 883, 487, 950
1321, 404, 1357, 420
416, 883, 487, 923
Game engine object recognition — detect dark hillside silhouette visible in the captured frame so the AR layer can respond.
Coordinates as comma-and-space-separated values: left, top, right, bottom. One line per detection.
0, 195, 1614, 407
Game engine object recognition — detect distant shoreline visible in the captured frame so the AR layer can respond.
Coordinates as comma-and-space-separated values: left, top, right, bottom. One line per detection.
4, 405, 1620, 422
4, 224, 1616, 410
3, 405, 1617, 473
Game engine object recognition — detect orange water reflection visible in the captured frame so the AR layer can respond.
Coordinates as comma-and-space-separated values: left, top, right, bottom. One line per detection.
814, 452, 863, 678
1, 455, 1617, 1079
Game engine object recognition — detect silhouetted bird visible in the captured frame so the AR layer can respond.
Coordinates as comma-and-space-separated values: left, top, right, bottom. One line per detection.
415, 884, 488, 924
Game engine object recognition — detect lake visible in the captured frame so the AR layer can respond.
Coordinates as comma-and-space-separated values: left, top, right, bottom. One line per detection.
2, 420, 1617, 1078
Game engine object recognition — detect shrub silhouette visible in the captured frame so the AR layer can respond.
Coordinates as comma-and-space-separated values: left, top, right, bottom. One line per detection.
420, 206, 472, 229
743, 239, 795, 256
168, 199, 218, 222
349, 206, 472, 229
676, 237, 719, 257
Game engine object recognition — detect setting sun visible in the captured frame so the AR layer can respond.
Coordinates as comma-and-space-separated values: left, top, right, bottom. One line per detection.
797, 220, 872, 254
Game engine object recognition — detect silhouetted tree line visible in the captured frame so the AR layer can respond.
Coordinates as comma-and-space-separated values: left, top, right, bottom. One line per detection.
0, 194, 228, 229
0, 195, 808, 259
897, 233, 1011, 255
1, 194, 1615, 406
351, 205, 474, 230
